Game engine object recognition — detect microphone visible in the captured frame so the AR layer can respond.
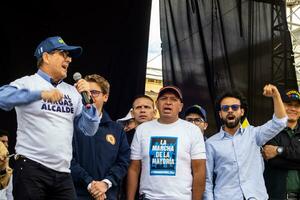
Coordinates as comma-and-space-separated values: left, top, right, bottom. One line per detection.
73, 72, 92, 109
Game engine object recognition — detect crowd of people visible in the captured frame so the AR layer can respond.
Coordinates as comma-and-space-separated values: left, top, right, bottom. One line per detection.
0, 36, 298, 200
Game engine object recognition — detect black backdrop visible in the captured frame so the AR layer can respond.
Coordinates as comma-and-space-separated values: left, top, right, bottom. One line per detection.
160, 0, 298, 136
0, 1, 152, 153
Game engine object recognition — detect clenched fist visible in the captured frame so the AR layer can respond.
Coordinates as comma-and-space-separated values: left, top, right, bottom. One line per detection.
263, 84, 280, 98
41, 89, 64, 103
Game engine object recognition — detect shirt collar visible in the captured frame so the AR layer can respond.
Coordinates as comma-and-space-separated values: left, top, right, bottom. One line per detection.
219, 125, 244, 139
37, 69, 62, 87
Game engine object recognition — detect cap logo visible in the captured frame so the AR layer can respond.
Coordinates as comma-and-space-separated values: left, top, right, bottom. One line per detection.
58, 38, 65, 44
286, 90, 300, 99
106, 134, 116, 145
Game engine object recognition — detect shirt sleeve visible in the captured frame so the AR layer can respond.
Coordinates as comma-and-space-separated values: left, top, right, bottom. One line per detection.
104, 129, 131, 187
74, 105, 100, 136
0, 85, 41, 111
70, 133, 93, 189
255, 114, 288, 146
190, 126, 206, 160
203, 142, 214, 200
130, 127, 143, 160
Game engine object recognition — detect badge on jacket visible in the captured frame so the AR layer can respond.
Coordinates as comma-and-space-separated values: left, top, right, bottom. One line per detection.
106, 134, 116, 145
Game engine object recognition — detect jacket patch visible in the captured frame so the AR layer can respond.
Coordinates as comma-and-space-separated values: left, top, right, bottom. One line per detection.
106, 134, 116, 145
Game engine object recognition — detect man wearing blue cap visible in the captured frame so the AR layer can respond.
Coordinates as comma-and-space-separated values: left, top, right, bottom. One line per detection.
184, 105, 208, 137
263, 89, 300, 200
0, 36, 100, 200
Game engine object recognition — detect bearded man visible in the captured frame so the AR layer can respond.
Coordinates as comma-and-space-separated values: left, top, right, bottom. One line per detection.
203, 84, 287, 200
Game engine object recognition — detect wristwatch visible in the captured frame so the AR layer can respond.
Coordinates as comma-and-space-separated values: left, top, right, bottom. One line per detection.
276, 146, 284, 155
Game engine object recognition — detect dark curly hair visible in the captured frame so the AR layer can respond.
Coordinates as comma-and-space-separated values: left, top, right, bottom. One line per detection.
215, 90, 248, 118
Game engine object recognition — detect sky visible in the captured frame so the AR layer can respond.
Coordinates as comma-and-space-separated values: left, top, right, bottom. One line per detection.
147, 0, 162, 70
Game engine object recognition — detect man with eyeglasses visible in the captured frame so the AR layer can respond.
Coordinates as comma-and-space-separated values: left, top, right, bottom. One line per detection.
184, 105, 208, 138
203, 84, 287, 200
127, 86, 206, 200
0, 36, 100, 199
263, 89, 300, 200
71, 74, 130, 200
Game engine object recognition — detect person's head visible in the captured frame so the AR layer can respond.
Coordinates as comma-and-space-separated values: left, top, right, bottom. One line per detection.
131, 95, 156, 125
216, 90, 247, 131
34, 36, 82, 82
184, 105, 208, 133
281, 89, 300, 126
0, 129, 9, 148
84, 74, 110, 112
117, 109, 137, 132
156, 86, 183, 124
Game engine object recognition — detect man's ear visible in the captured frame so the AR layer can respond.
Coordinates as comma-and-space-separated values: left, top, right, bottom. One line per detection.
241, 108, 245, 116
203, 122, 208, 130
179, 102, 184, 112
42, 53, 50, 64
103, 94, 109, 103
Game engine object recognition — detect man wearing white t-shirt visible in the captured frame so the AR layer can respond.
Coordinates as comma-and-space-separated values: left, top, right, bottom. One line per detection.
127, 86, 206, 200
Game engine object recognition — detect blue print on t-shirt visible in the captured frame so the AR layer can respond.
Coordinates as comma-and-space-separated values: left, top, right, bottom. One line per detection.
149, 136, 178, 176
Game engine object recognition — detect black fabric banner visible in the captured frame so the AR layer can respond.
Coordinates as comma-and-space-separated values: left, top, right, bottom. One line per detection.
0, 1, 152, 153
160, 0, 297, 135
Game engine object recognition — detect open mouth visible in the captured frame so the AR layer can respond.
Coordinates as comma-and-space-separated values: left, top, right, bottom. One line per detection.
62, 63, 68, 70
226, 115, 235, 121
163, 107, 172, 112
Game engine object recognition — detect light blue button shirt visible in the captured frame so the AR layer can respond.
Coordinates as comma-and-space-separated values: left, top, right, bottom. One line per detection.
204, 115, 287, 200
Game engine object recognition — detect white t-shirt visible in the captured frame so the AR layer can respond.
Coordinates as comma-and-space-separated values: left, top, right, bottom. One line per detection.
10, 74, 82, 172
131, 119, 206, 200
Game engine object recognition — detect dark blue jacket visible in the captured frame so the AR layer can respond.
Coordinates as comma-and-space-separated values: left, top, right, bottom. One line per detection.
71, 111, 131, 200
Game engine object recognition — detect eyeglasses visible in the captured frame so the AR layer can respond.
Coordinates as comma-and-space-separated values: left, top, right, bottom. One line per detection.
220, 104, 241, 112
90, 90, 103, 97
186, 117, 205, 124
50, 50, 70, 59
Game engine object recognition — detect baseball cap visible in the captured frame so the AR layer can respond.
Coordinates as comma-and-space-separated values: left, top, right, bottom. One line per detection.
184, 105, 207, 122
116, 109, 134, 122
157, 86, 183, 102
34, 36, 82, 59
282, 89, 300, 103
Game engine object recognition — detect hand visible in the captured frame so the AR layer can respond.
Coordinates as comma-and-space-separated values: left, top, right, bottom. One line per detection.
262, 145, 278, 160
263, 84, 280, 98
0, 142, 8, 171
96, 193, 106, 200
89, 181, 108, 199
75, 79, 91, 97
41, 89, 63, 103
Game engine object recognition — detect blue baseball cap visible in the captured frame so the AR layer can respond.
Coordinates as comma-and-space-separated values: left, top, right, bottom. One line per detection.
184, 105, 207, 122
282, 89, 300, 103
34, 36, 82, 59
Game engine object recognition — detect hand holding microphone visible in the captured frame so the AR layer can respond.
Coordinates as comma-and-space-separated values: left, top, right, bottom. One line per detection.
73, 72, 93, 109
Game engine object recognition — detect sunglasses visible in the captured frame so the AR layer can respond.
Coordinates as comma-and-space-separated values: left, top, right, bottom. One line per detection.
220, 104, 241, 112
50, 50, 70, 59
